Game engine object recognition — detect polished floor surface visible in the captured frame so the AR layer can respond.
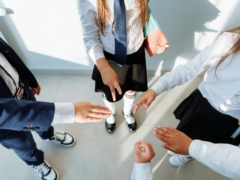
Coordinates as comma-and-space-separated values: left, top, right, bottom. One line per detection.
0, 74, 230, 180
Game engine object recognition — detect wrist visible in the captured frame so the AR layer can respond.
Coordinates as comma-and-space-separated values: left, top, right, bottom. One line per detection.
149, 89, 157, 96
186, 139, 193, 155
73, 103, 77, 122
135, 158, 150, 163
96, 58, 110, 72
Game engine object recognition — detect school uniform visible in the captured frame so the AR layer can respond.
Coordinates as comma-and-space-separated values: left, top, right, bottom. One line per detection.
151, 32, 240, 145
131, 140, 240, 180
0, 37, 74, 166
78, 0, 148, 102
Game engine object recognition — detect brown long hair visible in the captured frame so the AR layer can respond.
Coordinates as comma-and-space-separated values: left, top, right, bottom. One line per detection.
215, 26, 240, 72
96, 0, 149, 35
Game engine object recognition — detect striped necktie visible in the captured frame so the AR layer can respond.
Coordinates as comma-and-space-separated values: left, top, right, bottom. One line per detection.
114, 0, 127, 66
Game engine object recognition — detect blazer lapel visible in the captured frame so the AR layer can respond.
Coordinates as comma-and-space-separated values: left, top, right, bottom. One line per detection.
0, 37, 10, 54
0, 76, 13, 98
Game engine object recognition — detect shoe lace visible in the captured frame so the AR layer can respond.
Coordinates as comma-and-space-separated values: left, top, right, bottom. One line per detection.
34, 162, 51, 177
123, 113, 134, 122
123, 113, 133, 118
53, 131, 66, 142
178, 155, 192, 163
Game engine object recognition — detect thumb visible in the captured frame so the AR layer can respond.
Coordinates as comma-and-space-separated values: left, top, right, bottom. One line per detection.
144, 97, 153, 108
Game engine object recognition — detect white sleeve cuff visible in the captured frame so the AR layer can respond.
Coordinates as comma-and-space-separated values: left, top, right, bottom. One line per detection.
150, 79, 169, 96
52, 103, 75, 124
89, 48, 105, 63
189, 140, 201, 158
132, 162, 153, 180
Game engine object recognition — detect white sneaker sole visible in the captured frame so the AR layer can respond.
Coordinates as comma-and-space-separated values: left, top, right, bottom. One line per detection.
44, 134, 76, 147
169, 155, 193, 167
167, 150, 176, 156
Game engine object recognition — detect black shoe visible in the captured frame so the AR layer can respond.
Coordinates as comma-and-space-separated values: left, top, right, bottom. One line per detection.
105, 115, 116, 133
123, 112, 137, 133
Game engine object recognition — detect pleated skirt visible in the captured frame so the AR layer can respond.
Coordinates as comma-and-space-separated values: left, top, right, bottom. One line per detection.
174, 89, 240, 145
92, 43, 148, 102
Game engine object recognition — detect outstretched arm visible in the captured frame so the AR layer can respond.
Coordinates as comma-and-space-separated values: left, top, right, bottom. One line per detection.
0, 98, 111, 132
154, 126, 240, 180
131, 141, 155, 180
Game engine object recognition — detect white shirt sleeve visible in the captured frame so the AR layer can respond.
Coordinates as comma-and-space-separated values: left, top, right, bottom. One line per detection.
189, 140, 240, 180
78, 0, 105, 63
52, 103, 75, 124
150, 33, 229, 96
131, 162, 153, 180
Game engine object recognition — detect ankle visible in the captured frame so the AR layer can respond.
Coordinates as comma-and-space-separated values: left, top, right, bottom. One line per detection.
106, 114, 116, 124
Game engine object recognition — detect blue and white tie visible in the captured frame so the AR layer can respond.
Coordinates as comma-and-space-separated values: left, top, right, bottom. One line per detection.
114, 0, 127, 66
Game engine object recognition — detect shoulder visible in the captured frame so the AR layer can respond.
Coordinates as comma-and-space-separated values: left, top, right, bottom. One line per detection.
78, 0, 97, 14
215, 32, 240, 45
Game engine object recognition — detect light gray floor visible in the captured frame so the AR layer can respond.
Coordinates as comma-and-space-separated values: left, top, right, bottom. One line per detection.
0, 74, 230, 180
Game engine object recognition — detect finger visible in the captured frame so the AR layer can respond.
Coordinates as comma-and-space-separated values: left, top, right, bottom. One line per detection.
134, 95, 148, 106
114, 83, 122, 95
139, 142, 148, 148
154, 130, 169, 143
109, 85, 116, 101
133, 104, 141, 114
37, 86, 41, 95
159, 126, 173, 135
31, 89, 37, 95
162, 143, 177, 153
133, 99, 146, 114
158, 126, 174, 137
134, 141, 142, 152
142, 144, 151, 153
155, 47, 164, 52
144, 97, 153, 108
163, 44, 169, 48
154, 127, 170, 138
165, 125, 177, 133
87, 112, 110, 118
37, 89, 41, 95
156, 50, 164, 54
84, 117, 103, 122
91, 105, 111, 113
91, 109, 111, 114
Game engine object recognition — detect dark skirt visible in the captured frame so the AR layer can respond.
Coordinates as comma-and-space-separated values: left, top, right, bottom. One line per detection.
92, 43, 148, 102
174, 89, 240, 146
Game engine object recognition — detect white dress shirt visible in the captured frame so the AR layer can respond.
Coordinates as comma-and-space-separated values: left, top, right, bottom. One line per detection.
151, 32, 240, 119
131, 140, 240, 180
131, 162, 153, 180
78, 0, 144, 63
189, 140, 240, 180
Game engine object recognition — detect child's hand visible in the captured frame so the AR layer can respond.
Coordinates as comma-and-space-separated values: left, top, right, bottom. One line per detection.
154, 125, 193, 155
102, 67, 122, 101
30, 82, 41, 95
96, 58, 122, 101
133, 89, 156, 114
134, 141, 155, 163
154, 44, 169, 54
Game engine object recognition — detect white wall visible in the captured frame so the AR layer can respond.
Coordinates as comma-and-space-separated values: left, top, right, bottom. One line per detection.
0, 0, 239, 73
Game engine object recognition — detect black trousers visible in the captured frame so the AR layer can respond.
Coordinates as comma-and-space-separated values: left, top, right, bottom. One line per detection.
0, 79, 54, 166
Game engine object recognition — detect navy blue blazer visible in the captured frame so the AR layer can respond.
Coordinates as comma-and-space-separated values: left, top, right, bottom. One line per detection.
0, 37, 55, 132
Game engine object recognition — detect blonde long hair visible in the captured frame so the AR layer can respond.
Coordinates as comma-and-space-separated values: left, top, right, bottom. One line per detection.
215, 26, 240, 72
96, 0, 149, 35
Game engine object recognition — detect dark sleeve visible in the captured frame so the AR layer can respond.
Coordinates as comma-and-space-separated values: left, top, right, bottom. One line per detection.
0, 98, 55, 132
